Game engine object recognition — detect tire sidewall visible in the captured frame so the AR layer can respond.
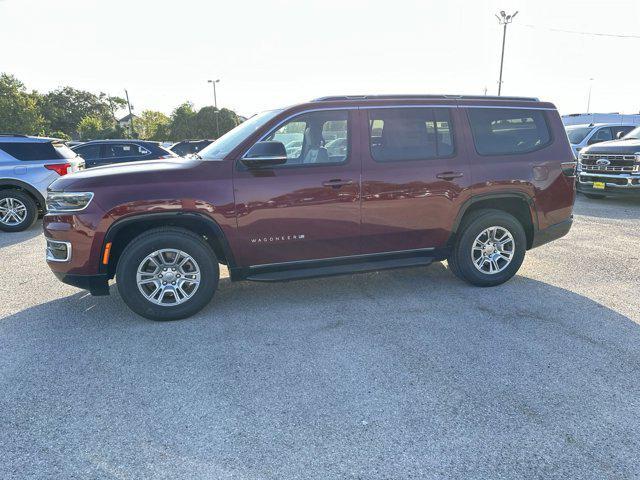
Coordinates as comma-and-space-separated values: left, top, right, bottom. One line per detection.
0, 190, 38, 232
455, 211, 526, 287
116, 231, 219, 320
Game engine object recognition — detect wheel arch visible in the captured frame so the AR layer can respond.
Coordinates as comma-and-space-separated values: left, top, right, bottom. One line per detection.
450, 192, 538, 249
0, 179, 46, 212
101, 212, 236, 278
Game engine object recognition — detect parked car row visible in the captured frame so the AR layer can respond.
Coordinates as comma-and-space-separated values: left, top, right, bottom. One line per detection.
0, 136, 218, 231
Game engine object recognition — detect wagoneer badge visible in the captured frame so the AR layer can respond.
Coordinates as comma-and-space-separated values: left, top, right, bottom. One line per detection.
251, 234, 306, 244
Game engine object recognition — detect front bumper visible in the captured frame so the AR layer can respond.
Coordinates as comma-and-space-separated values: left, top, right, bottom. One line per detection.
53, 271, 110, 296
577, 172, 640, 197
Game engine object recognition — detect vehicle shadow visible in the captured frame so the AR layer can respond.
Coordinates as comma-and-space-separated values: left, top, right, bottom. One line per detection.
575, 193, 640, 221
2, 264, 640, 478
0, 220, 42, 249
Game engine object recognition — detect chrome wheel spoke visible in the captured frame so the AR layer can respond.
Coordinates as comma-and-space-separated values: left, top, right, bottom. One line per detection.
0, 198, 27, 225
136, 248, 201, 306
471, 226, 515, 275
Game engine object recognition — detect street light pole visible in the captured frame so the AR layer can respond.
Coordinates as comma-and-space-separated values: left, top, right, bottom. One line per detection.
586, 78, 594, 113
124, 89, 135, 138
208, 79, 220, 138
496, 10, 518, 96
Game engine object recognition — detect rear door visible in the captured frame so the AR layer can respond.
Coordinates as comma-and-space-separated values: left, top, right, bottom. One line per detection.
359, 105, 471, 253
232, 108, 362, 267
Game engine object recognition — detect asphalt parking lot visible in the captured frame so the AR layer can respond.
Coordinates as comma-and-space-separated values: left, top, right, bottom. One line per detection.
1, 195, 640, 479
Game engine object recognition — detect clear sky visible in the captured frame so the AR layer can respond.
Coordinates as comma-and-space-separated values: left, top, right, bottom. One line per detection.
1, 0, 638, 118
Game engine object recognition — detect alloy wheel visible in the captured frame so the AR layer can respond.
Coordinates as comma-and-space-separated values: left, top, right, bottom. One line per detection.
471, 226, 515, 274
136, 249, 201, 306
0, 197, 28, 226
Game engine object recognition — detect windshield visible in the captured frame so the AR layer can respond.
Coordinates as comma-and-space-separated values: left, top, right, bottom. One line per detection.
199, 109, 283, 160
565, 125, 593, 144
623, 126, 640, 140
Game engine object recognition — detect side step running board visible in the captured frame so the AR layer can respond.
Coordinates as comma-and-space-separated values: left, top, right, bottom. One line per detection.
245, 255, 433, 282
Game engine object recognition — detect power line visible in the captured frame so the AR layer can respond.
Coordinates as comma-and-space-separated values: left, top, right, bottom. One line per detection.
521, 23, 640, 39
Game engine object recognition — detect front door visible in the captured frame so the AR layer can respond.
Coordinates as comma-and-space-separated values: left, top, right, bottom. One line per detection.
360, 106, 471, 253
233, 108, 361, 267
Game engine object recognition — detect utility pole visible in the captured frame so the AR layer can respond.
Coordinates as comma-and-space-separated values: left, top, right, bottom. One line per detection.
124, 89, 135, 138
586, 78, 594, 113
208, 79, 220, 138
496, 10, 518, 96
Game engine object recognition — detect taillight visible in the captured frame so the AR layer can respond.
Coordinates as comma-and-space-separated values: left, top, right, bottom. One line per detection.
561, 161, 577, 177
45, 163, 71, 176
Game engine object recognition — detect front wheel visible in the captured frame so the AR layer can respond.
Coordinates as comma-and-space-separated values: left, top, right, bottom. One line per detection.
448, 209, 526, 287
116, 228, 219, 320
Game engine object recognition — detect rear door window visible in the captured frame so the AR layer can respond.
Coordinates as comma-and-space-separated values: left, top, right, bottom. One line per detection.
611, 125, 633, 139
367, 108, 455, 162
467, 108, 552, 155
104, 143, 150, 160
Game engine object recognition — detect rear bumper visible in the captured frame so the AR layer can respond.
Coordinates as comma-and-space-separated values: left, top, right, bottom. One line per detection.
53, 271, 110, 296
530, 217, 573, 249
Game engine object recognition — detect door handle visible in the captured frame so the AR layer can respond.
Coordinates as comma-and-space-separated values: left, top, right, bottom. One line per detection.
322, 179, 353, 188
436, 171, 464, 180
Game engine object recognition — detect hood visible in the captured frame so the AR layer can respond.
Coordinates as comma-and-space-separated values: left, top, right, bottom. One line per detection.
49, 158, 199, 191
583, 139, 640, 155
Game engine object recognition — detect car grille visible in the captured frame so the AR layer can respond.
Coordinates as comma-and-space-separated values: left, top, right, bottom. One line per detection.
580, 153, 638, 174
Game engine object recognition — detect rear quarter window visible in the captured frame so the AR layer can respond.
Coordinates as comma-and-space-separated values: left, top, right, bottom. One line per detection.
0, 141, 62, 161
467, 108, 552, 156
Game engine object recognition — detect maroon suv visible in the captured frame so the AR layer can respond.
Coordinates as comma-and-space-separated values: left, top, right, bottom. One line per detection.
44, 95, 576, 320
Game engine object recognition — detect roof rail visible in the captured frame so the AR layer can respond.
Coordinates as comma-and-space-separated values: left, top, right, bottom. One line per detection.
312, 94, 540, 102
0, 133, 29, 137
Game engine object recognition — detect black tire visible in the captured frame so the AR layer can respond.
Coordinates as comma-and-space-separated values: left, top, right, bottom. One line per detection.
448, 209, 526, 287
0, 189, 38, 232
584, 193, 605, 200
116, 227, 219, 321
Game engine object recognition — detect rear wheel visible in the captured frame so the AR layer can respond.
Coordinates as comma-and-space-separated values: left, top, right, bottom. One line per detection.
116, 228, 219, 320
0, 189, 38, 232
448, 209, 526, 287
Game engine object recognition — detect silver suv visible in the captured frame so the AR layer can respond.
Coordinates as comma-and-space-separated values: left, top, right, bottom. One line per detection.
0, 135, 85, 232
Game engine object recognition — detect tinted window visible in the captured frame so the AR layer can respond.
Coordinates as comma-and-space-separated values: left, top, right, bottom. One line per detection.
588, 127, 613, 144
264, 110, 349, 166
611, 125, 633, 139
468, 108, 551, 155
368, 108, 454, 162
0, 141, 61, 161
104, 143, 150, 159
74, 144, 101, 160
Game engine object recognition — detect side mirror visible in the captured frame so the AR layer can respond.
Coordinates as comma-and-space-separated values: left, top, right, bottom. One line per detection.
241, 141, 288, 168
616, 131, 626, 139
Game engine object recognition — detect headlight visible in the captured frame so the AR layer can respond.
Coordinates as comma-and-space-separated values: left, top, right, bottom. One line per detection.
46, 191, 94, 212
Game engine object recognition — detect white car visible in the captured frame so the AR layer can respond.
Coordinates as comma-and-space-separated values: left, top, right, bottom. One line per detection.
565, 123, 637, 158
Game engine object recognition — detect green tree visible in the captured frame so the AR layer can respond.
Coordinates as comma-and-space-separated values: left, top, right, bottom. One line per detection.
0, 73, 45, 135
77, 116, 105, 141
169, 102, 197, 140
39, 87, 125, 138
136, 110, 170, 141
192, 106, 239, 139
